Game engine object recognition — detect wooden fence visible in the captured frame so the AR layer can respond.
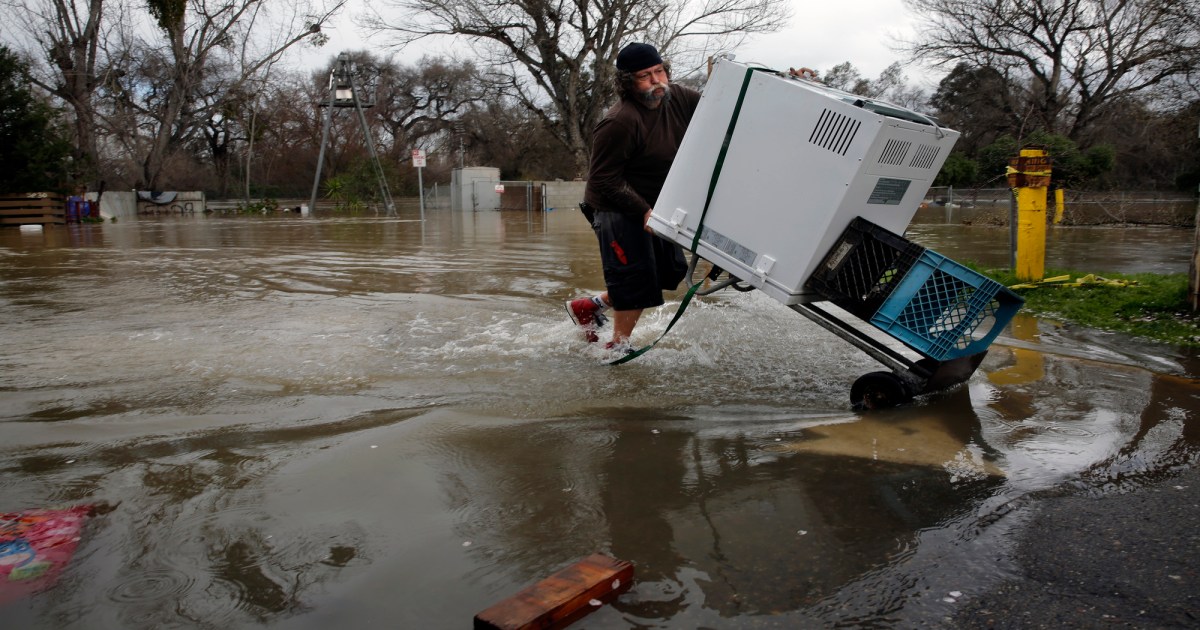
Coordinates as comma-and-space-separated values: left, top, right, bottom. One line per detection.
0, 193, 65, 226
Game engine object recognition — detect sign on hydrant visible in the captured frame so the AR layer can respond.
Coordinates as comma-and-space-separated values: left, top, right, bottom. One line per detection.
1007, 148, 1052, 282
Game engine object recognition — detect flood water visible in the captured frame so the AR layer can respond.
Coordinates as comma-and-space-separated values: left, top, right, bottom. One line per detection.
907, 214, 1196, 275
2, 207, 1198, 628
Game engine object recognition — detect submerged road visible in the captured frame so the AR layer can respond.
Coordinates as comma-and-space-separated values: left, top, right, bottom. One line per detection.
1, 212, 1197, 628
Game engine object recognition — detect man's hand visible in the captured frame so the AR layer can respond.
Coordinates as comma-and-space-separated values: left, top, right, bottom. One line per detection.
644, 208, 654, 233
788, 67, 817, 80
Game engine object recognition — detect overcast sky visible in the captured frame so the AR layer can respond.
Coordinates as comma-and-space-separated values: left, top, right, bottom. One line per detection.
293, 0, 939, 87
732, 0, 937, 86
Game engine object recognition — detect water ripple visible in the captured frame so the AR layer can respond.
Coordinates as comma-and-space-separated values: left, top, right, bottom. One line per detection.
108, 568, 195, 604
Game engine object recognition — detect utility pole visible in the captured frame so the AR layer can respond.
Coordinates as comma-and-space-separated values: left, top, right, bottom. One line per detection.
309, 53, 396, 217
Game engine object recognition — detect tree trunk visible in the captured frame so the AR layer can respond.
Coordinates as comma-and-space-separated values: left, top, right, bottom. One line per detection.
572, 146, 588, 180
45, 0, 105, 188
70, 98, 99, 184
142, 84, 188, 190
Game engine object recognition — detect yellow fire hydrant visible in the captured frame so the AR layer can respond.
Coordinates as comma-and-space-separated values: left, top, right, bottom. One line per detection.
1007, 148, 1052, 282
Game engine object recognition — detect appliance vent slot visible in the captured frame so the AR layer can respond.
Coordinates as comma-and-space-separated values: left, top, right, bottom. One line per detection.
809, 109, 860, 156
909, 144, 941, 170
878, 139, 911, 166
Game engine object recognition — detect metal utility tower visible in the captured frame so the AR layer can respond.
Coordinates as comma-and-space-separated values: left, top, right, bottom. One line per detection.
309, 52, 396, 216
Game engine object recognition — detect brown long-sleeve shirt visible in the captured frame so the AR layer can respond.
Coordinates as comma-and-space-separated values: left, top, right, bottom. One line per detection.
583, 83, 702, 215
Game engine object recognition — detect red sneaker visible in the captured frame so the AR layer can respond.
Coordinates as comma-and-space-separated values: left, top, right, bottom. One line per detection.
565, 298, 608, 343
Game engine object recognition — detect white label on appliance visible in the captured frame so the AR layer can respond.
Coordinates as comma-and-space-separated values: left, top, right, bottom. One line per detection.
699, 226, 757, 266
867, 177, 911, 205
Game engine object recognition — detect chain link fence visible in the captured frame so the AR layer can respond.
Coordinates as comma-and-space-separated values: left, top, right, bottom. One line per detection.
919, 187, 1195, 226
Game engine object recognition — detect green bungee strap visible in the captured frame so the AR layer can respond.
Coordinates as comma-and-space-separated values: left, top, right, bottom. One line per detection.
610, 65, 769, 366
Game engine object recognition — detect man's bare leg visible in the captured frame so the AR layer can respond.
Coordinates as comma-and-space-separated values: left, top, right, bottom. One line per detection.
611, 308, 643, 344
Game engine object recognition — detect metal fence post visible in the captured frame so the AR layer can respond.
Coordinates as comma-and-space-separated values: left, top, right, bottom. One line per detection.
1192, 117, 1200, 311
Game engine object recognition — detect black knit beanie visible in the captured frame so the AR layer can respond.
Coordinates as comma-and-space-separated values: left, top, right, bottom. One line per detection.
616, 43, 663, 72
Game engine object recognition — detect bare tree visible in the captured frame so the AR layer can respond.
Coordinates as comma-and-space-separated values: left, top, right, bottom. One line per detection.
459, 97, 580, 179
901, 0, 1200, 141
363, 0, 791, 174
329, 52, 491, 160
217, 70, 324, 197
818, 61, 928, 110
134, 0, 346, 189
7, 0, 109, 186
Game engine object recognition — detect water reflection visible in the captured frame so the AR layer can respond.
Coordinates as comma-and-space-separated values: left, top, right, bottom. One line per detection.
0, 212, 1197, 628
599, 392, 1002, 624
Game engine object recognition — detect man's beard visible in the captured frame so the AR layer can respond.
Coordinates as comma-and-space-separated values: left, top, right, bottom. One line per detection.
638, 82, 671, 107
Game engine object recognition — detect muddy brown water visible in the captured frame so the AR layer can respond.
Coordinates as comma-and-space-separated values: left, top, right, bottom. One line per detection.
2, 207, 1198, 628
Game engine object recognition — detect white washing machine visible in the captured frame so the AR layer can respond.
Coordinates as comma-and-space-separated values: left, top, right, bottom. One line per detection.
649, 58, 960, 305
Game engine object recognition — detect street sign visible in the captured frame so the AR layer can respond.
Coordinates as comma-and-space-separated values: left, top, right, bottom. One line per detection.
495, 184, 505, 194
411, 149, 426, 168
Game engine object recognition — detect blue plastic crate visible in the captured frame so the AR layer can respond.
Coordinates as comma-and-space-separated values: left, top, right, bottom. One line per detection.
869, 250, 1023, 361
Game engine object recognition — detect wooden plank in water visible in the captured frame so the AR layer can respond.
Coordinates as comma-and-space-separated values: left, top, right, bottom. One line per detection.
473, 553, 634, 630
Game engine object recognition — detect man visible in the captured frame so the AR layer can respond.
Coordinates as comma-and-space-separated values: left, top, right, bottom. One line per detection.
565, 42, 701, 351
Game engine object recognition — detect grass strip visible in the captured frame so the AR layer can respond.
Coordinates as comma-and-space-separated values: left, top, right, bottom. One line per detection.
972, 266, 1200, 348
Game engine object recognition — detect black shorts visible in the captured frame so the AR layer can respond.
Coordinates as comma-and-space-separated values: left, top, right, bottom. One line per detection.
592, 211, 688, 311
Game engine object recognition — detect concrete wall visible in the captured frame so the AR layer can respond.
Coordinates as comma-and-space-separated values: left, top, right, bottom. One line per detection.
540, 180, 586, 212
80, 191, 207, 219
83, 190, 208, 216
89, 191, 136, 219
136, 191, 207, 214
442, 172, 584, 213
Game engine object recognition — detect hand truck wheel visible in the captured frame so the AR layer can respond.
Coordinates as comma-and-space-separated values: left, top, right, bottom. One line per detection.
850, 371, 914, 410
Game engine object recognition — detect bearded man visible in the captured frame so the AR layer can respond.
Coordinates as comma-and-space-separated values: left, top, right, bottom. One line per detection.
565, 42, 701, 351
